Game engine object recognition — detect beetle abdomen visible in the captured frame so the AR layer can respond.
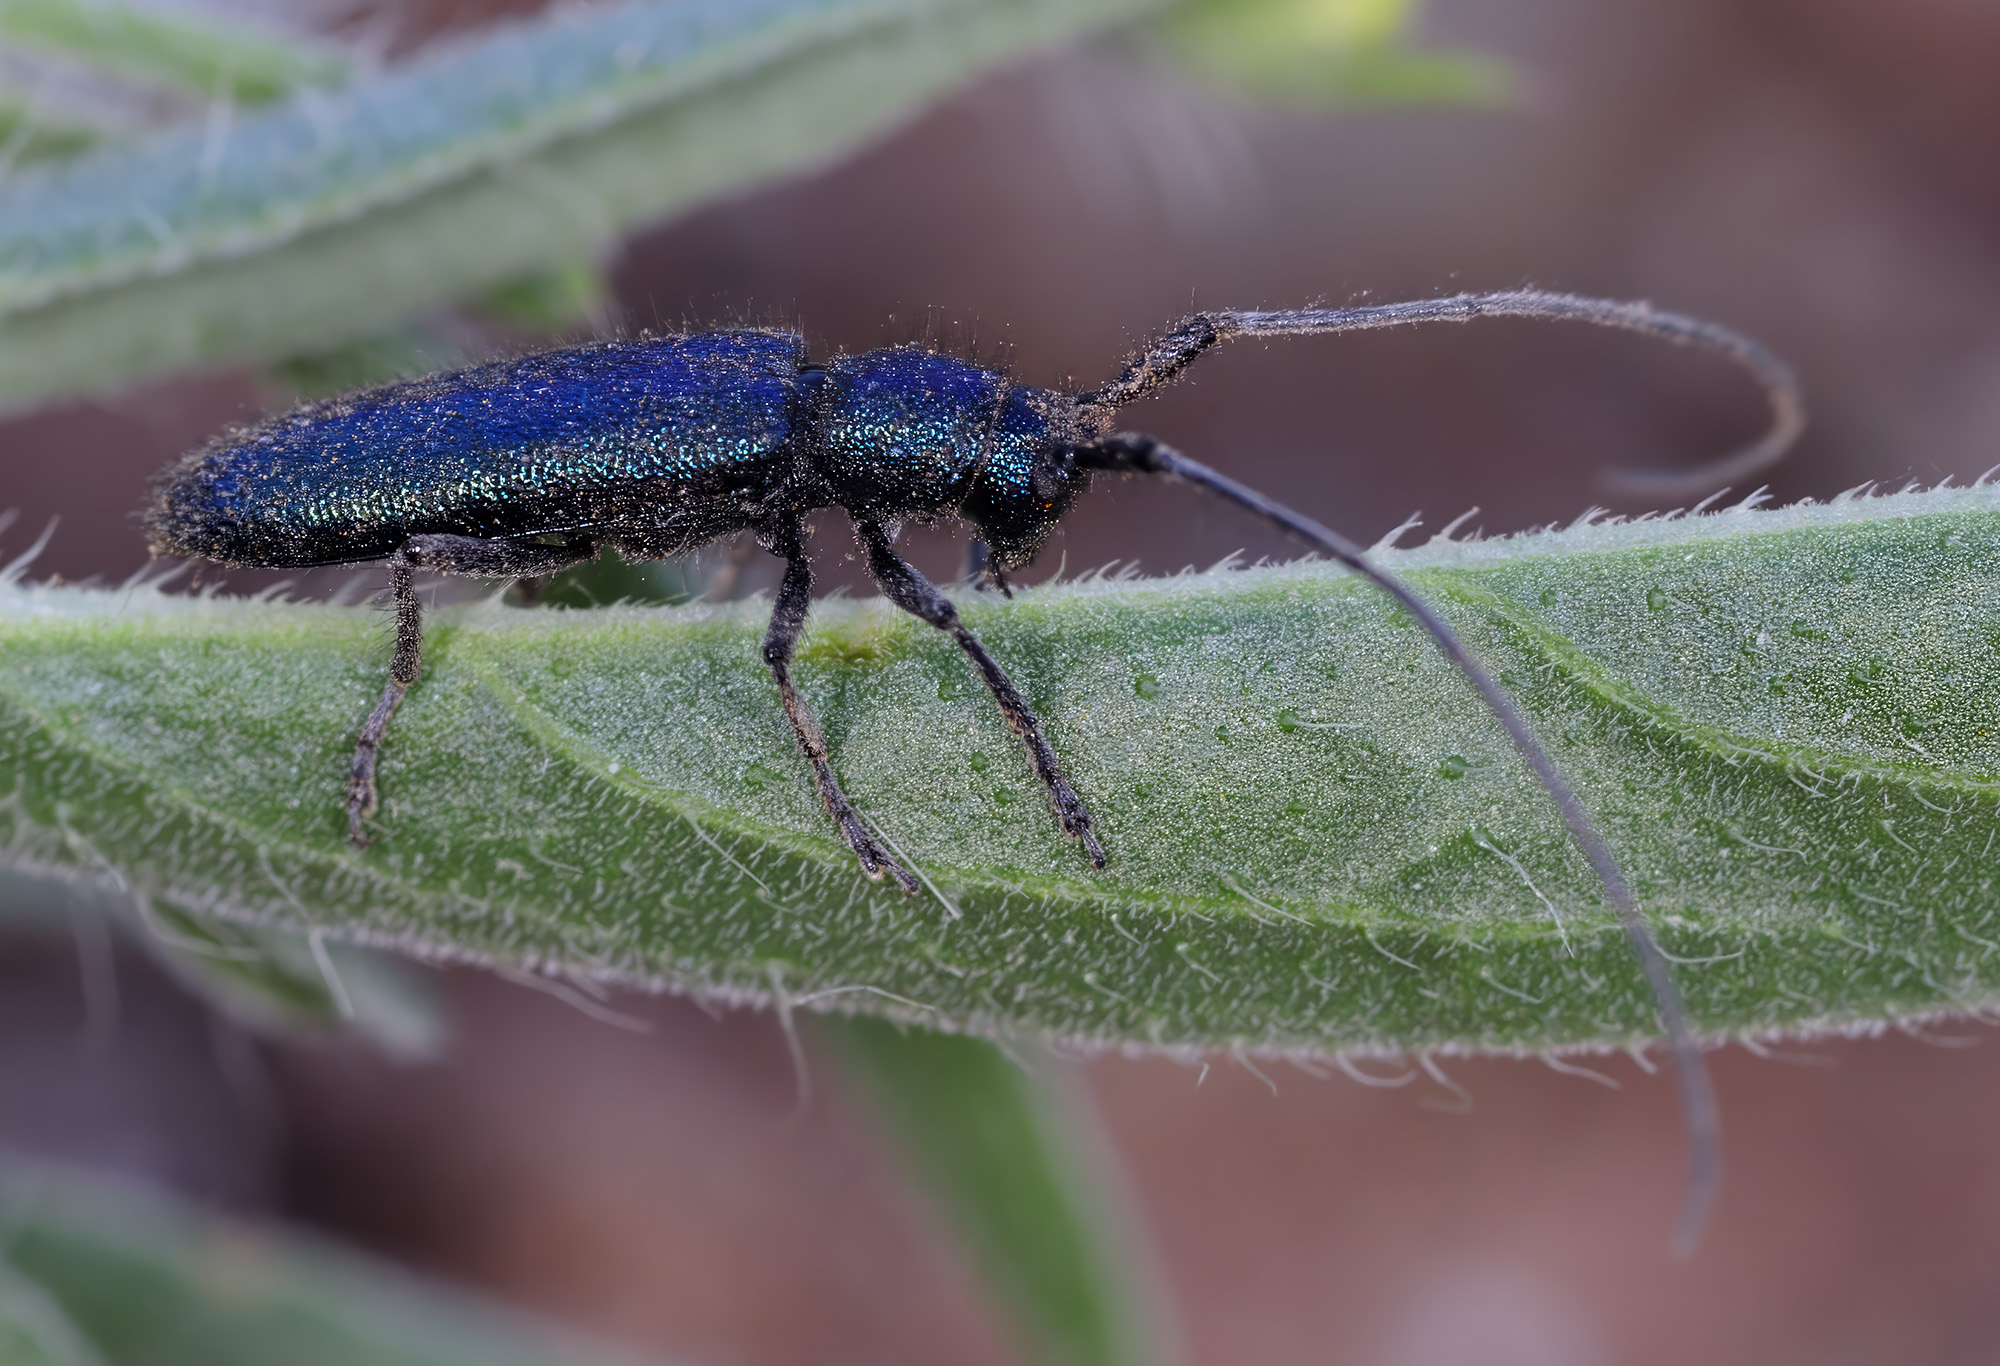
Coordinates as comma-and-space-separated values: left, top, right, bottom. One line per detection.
147, 331, 805, 568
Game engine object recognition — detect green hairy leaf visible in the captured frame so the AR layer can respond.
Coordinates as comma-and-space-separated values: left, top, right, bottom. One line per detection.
0, 0, 1165, 411
5, 486, 1998, 1056
0, 1163, 661, 1365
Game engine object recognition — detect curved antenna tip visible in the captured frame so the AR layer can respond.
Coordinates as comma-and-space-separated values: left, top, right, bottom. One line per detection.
1087, 431, 1726, 1256
1096, 290, 1806, 505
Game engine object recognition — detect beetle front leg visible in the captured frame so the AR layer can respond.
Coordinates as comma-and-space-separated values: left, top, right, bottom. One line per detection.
857, 518, 1104, 869
348, 533, 595, 847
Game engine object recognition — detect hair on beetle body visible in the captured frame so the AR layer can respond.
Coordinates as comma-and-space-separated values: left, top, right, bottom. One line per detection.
147, 289, 1802, 1250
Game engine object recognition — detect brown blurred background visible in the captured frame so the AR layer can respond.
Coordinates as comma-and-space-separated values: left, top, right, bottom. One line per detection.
7, 0, 2000, 1361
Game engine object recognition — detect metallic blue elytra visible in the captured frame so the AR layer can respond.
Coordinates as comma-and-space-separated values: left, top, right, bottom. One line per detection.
148, 330, 1092, 570
152, 332, 804, 567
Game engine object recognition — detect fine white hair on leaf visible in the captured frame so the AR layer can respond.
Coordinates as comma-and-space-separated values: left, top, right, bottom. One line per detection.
1541, 1052, 1622, 1089
1334, 1053, 1418, 1088
1416, 1053, 1472, 1114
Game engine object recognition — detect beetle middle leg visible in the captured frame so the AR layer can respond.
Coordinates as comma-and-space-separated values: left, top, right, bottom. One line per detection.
348, 532, 595, 846
855, 517, 1105, 868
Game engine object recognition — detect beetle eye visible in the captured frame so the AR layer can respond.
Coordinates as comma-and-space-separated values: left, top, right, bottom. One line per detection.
1029, 453, 1071, 503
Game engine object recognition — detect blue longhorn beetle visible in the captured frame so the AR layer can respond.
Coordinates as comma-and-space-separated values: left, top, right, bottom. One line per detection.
148, 290, 1802, 1248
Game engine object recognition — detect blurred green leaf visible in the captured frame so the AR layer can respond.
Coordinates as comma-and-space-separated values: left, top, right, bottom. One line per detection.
137, 901, 447, 1059
0, 1163, 664, 1365
269, 328, 475, 402
475, 260, 612, 336
0, 0, 347, 104
1155, 0, 1513, 106
0, 0, 1170, 412
269, 261, 606, 418
0, 1256, 103, 1366
0, 98, 103, 164
832, 1019, 1164, 1366
0, 866, 446, 1057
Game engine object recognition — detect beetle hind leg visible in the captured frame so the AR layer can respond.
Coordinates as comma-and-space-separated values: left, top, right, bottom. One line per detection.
347, 559, 420, 844
347, 533, 595, 847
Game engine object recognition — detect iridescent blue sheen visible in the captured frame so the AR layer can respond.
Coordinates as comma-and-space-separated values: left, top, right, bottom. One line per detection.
151, 332, 806, 567
819, 347, 998, 511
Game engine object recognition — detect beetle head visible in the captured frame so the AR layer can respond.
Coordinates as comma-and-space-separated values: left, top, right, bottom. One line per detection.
958, 385, 1097, 566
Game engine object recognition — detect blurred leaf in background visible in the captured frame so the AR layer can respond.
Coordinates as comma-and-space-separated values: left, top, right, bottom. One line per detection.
0, 97, 102, 164
0, 0, 348, 103
0, 0, 346, 176
1152, 0, 1513, 106
270, 325, 479, 403
0, 0, 1172, 411
832, 1019, 1170, 1366
139, 902, 448, 1061
0, 864, 447, 1059
0, 0, 1485, 412
0, 1162, 668, 1365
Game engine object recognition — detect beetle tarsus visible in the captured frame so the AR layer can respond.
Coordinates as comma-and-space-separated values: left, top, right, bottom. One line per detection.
1066, 799, 1107, 868
346, 757, 380, 847
840, 815, 921, 895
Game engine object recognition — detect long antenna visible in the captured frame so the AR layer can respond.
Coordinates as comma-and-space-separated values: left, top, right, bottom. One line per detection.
1081, 290, 1804, 500
1077, 430, 1723, 1254
1074, 289, 1805, 1249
